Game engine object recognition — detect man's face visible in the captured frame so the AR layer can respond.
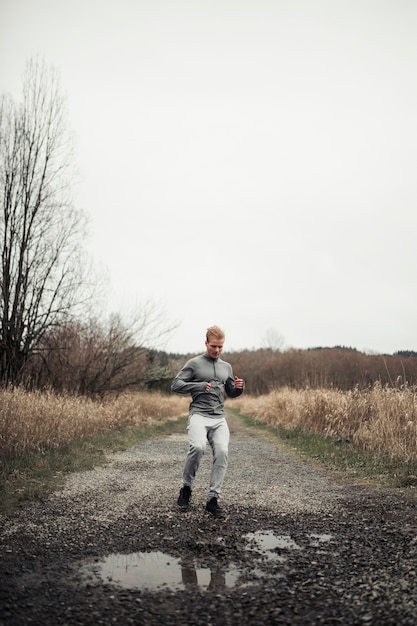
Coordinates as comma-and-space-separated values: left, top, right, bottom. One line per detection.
205, 337, 224, 359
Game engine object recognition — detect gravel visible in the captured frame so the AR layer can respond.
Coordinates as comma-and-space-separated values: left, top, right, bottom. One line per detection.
1, 412, 417, 625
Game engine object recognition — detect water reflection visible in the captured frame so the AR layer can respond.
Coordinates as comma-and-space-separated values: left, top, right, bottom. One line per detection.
181, 562, 233, 589
80, 530, 334, 592
81, 551, 239, 591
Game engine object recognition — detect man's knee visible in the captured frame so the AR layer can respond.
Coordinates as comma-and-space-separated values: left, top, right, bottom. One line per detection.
213, 444, 228, 463
188, 440, 206, 456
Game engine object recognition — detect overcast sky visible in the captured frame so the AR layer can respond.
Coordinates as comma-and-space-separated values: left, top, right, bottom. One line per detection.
1, 0, 416, 355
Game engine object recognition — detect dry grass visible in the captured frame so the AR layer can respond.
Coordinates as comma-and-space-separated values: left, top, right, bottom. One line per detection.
3, 384, 417, 462
231, 383, 417, 462
0, 388, 189, 455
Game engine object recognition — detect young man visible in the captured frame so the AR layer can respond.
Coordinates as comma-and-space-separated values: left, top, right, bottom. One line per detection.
171, 326, 245, 517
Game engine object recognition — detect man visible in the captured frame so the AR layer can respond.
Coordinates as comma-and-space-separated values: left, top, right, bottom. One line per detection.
171, 325, 245, 517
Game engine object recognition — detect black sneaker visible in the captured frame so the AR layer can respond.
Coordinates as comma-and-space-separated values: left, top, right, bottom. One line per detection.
177, 486, 192, 509
206, 497, 224, 518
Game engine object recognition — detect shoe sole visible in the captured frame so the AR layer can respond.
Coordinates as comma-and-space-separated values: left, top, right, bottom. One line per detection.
206, 508, 224, 518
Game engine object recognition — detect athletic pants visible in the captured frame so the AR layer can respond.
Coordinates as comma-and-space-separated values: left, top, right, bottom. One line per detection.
182, 413, 230, 500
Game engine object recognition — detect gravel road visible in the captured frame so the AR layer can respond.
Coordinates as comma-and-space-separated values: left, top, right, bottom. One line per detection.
1, 412, 417, 625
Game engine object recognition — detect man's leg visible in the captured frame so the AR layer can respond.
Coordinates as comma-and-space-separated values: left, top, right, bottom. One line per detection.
207, 418, 230, 500
182, 414, 207, 487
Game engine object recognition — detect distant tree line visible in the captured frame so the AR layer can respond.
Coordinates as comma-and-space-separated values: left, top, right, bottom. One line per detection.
224, 347, 417, 395
12, 342, 417, 398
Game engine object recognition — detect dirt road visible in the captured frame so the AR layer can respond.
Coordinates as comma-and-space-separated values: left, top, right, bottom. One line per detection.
1, 412, 417, 625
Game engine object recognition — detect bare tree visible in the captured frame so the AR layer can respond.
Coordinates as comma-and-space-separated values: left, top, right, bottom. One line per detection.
26, 302, 178, 396
261, 328, 285, 352
0, 59, 87, 385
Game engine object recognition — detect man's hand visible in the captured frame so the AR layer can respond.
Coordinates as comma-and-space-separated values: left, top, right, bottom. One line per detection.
205, 382, 211, 392
234, 376, 244, 389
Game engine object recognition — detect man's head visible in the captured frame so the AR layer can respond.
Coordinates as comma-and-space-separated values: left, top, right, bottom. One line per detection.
205, 325, 225, 359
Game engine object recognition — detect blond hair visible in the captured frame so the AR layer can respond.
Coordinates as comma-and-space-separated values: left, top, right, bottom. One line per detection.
206, 325, 225, 342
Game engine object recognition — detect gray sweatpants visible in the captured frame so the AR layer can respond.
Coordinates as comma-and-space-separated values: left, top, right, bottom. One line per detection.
182, 413, 230, 500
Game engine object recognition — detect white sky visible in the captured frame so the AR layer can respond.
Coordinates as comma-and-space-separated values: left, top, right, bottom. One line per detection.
1, 0, 417, 355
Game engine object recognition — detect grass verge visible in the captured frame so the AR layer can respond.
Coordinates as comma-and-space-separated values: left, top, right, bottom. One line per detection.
229, 408, 417, 491
0, 416, 187, 513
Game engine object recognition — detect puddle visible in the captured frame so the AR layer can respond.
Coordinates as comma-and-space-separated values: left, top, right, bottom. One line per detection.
81, 551, 241, 591
80, 531, 333, 592
245, 530, 301, 561
308, 533, 333, 548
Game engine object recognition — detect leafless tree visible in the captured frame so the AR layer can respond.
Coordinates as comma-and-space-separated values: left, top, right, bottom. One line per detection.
261, 328, 285, 352
0, 59, 88, 385
26, 302, 178, 396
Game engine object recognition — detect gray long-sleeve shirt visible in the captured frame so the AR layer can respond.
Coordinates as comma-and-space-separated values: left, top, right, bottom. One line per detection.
171, 353, 244, 417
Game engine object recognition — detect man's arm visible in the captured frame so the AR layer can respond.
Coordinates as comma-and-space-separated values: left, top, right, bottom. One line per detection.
171, 362, 208, 396
225, 371, 245, 398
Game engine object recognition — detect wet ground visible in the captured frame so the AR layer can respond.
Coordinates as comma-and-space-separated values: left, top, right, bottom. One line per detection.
79, 529, 310, 592
1, 413, 417, 625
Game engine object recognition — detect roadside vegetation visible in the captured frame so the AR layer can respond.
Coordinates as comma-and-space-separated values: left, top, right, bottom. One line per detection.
0, 388, 188, 511
230, 383, 417, 489
2, 383, 417, 512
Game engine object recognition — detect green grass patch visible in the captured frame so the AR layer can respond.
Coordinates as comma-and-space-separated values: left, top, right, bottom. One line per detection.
229, 408, 417, 490
0, 416, 188, 513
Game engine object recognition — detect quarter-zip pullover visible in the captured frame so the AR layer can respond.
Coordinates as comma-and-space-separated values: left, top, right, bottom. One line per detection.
171, 353, 244, 417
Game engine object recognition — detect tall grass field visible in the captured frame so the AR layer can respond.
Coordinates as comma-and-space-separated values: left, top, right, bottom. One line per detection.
0, 388, 189, 455
232, 383, 417, 461
2, 384, 417, 460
